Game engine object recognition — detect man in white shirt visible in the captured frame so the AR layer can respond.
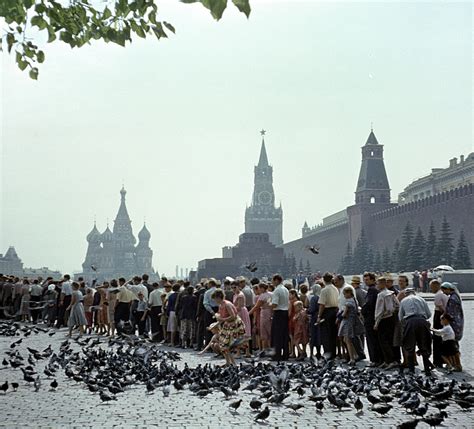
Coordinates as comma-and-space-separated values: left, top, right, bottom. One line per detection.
148, 282, 164, 342
317, 272, 339, 360
374, 277, 399, 369
271, 274, 289, 361
430, 279, 449, 367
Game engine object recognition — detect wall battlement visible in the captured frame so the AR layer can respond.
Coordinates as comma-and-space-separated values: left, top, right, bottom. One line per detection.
372, 183, 473, 221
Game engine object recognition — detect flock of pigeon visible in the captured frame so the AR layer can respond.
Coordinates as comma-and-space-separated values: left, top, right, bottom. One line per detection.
1, 320, 473, 427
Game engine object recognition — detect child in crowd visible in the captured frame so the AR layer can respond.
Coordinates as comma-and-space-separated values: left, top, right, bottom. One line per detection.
338, 287, 364, 365
432, 313, 461, 372
199, 322, 221, 355
293, 300, 309, 360
179, 286, 197, 349
132, 291, 148, 336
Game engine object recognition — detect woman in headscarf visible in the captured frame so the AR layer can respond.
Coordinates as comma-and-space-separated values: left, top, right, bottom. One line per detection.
441, 282, 464, 371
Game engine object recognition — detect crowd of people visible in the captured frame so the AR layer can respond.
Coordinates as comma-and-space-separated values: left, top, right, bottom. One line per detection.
0, 271, 465, 372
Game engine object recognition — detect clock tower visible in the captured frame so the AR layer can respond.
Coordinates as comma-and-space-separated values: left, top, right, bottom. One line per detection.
244, 131, 283, 246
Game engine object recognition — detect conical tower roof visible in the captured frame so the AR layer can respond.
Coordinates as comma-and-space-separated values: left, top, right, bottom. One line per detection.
115, 186, 131, 222
258, 138, 269, 167
365, 130, 380, 145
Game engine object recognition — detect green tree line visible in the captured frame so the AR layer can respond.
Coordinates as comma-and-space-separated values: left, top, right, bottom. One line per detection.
339, 217, 472, 274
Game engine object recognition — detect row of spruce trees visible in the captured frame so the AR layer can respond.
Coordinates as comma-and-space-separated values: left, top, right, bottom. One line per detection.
339, 217, 472, 275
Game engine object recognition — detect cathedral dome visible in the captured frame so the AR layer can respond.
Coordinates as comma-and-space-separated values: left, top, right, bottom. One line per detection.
138, 223, 151, 241
101, 225, 113, 242
86, 224, 101, 243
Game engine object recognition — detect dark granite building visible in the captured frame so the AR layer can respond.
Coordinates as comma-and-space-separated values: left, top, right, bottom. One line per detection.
197, 233, 284, 279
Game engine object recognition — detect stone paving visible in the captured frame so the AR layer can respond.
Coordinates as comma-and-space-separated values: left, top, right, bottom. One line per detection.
0, 301, 473, 428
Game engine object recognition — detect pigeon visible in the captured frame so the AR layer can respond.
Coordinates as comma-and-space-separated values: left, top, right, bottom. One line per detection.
372, 403, 392, 416
34, 376, 41, 392
146, 380, 155, 394
305, 245, 320, 254
50, 380, 58, 391
99, 391, 116, 402
11, 382, 18, 392
315, 401, 325, 411
162, 384, 171, 397
250, 398, 262, 410
422, 411, 447, 427
455, 399, 472, 410
229, 399, 242, 412
1, 381, 8, 393
173, 380, 184, 391
245, 262, 258, 273
413, 403, 428, 417
397, 420, 419, 429
221, 386, 234, 398
354, 397, 363, 412
286, 403, 304, 413
254, 406, 270, 422
296, 385, 305, 397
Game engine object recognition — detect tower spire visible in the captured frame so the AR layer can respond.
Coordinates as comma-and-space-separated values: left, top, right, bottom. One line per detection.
258, 129, 269, 167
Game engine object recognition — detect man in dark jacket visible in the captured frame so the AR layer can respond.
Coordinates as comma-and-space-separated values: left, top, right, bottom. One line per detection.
194, 280, 208, 351
361, 272, 382, 366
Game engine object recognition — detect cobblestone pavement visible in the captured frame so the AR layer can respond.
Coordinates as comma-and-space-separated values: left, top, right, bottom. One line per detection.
0, 301, 473, 429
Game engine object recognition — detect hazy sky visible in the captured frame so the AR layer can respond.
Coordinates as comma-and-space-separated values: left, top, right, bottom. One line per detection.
1, 0, 472, 276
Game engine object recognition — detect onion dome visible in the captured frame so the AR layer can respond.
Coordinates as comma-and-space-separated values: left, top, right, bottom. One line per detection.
101, 225, 113, 243
138, 223, 151, 241
86, 223, 101, 243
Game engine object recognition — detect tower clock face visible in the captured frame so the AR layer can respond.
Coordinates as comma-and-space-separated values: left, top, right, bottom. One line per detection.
258, 191, 272, 205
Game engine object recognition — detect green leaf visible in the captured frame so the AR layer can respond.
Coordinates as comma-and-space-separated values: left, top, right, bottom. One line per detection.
29, 68, 39, 80
18, 59, 28, 71
153, 23, 168, 39
103, 7, 112, 19
7, 33, 15, 53
148, 11, 157, 24
163, 22, 175, 33
47, 26, 56, 43
232, 0, 250, 18
182, 0, 227, 20
37, 51, 45, 63
31, 15, 48, 30
35, 4, 47, 14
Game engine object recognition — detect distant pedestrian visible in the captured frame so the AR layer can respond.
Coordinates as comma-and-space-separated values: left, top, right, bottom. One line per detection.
271, 274, 290, 361
317, 272, 339, 360
361, 272, 382, 366
179, 286, 197, 348
67, 282, 87, 338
